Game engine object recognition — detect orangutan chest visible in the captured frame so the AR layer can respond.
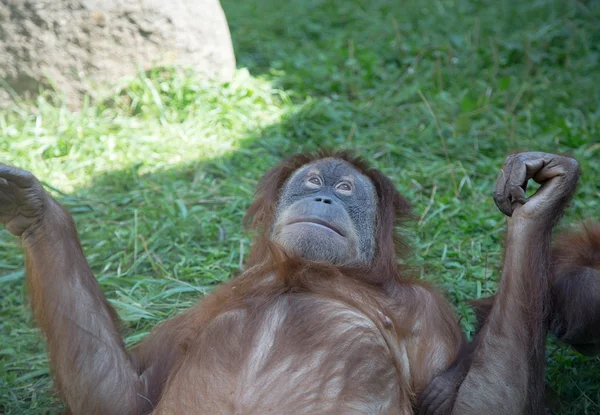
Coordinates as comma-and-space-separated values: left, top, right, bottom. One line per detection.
157, 295, 407, 414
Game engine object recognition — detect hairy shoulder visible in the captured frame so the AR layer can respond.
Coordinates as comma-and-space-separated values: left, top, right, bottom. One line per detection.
388, 281, 464, 394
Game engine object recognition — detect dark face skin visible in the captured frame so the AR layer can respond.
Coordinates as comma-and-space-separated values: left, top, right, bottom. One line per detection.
272, 158, 378, 266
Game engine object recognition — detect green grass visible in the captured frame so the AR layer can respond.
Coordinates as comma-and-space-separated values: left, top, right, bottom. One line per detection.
1, 0, 599, 413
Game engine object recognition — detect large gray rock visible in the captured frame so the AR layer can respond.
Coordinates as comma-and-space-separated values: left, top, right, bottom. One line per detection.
0, 0, 236, 108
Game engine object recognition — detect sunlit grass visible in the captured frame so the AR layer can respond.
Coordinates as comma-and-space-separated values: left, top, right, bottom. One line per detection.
1, 68, 289, 192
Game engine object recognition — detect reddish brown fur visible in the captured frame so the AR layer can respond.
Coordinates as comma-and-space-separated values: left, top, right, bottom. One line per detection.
550, 222, 600, 353
1, 151, 583, 415
9, 151, 462, 414
553, 222, 600, 271
470, 222, 600, 353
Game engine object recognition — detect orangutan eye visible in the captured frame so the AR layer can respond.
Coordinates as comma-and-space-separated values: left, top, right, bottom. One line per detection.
336, 182, 352, 194
306, 176, 322, 188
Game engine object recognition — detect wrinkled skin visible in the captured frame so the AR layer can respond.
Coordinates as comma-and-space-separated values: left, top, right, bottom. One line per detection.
272, 158, 378, 266
492, 152, 580, 222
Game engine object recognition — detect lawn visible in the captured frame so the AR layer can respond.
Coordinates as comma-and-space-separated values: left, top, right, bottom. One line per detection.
1, 0, 599, 413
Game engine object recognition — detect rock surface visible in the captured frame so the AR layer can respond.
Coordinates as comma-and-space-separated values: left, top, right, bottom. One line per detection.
0, 0, 236, 108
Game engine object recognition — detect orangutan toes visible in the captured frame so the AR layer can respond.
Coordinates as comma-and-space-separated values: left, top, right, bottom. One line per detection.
0, 164, 49, 236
